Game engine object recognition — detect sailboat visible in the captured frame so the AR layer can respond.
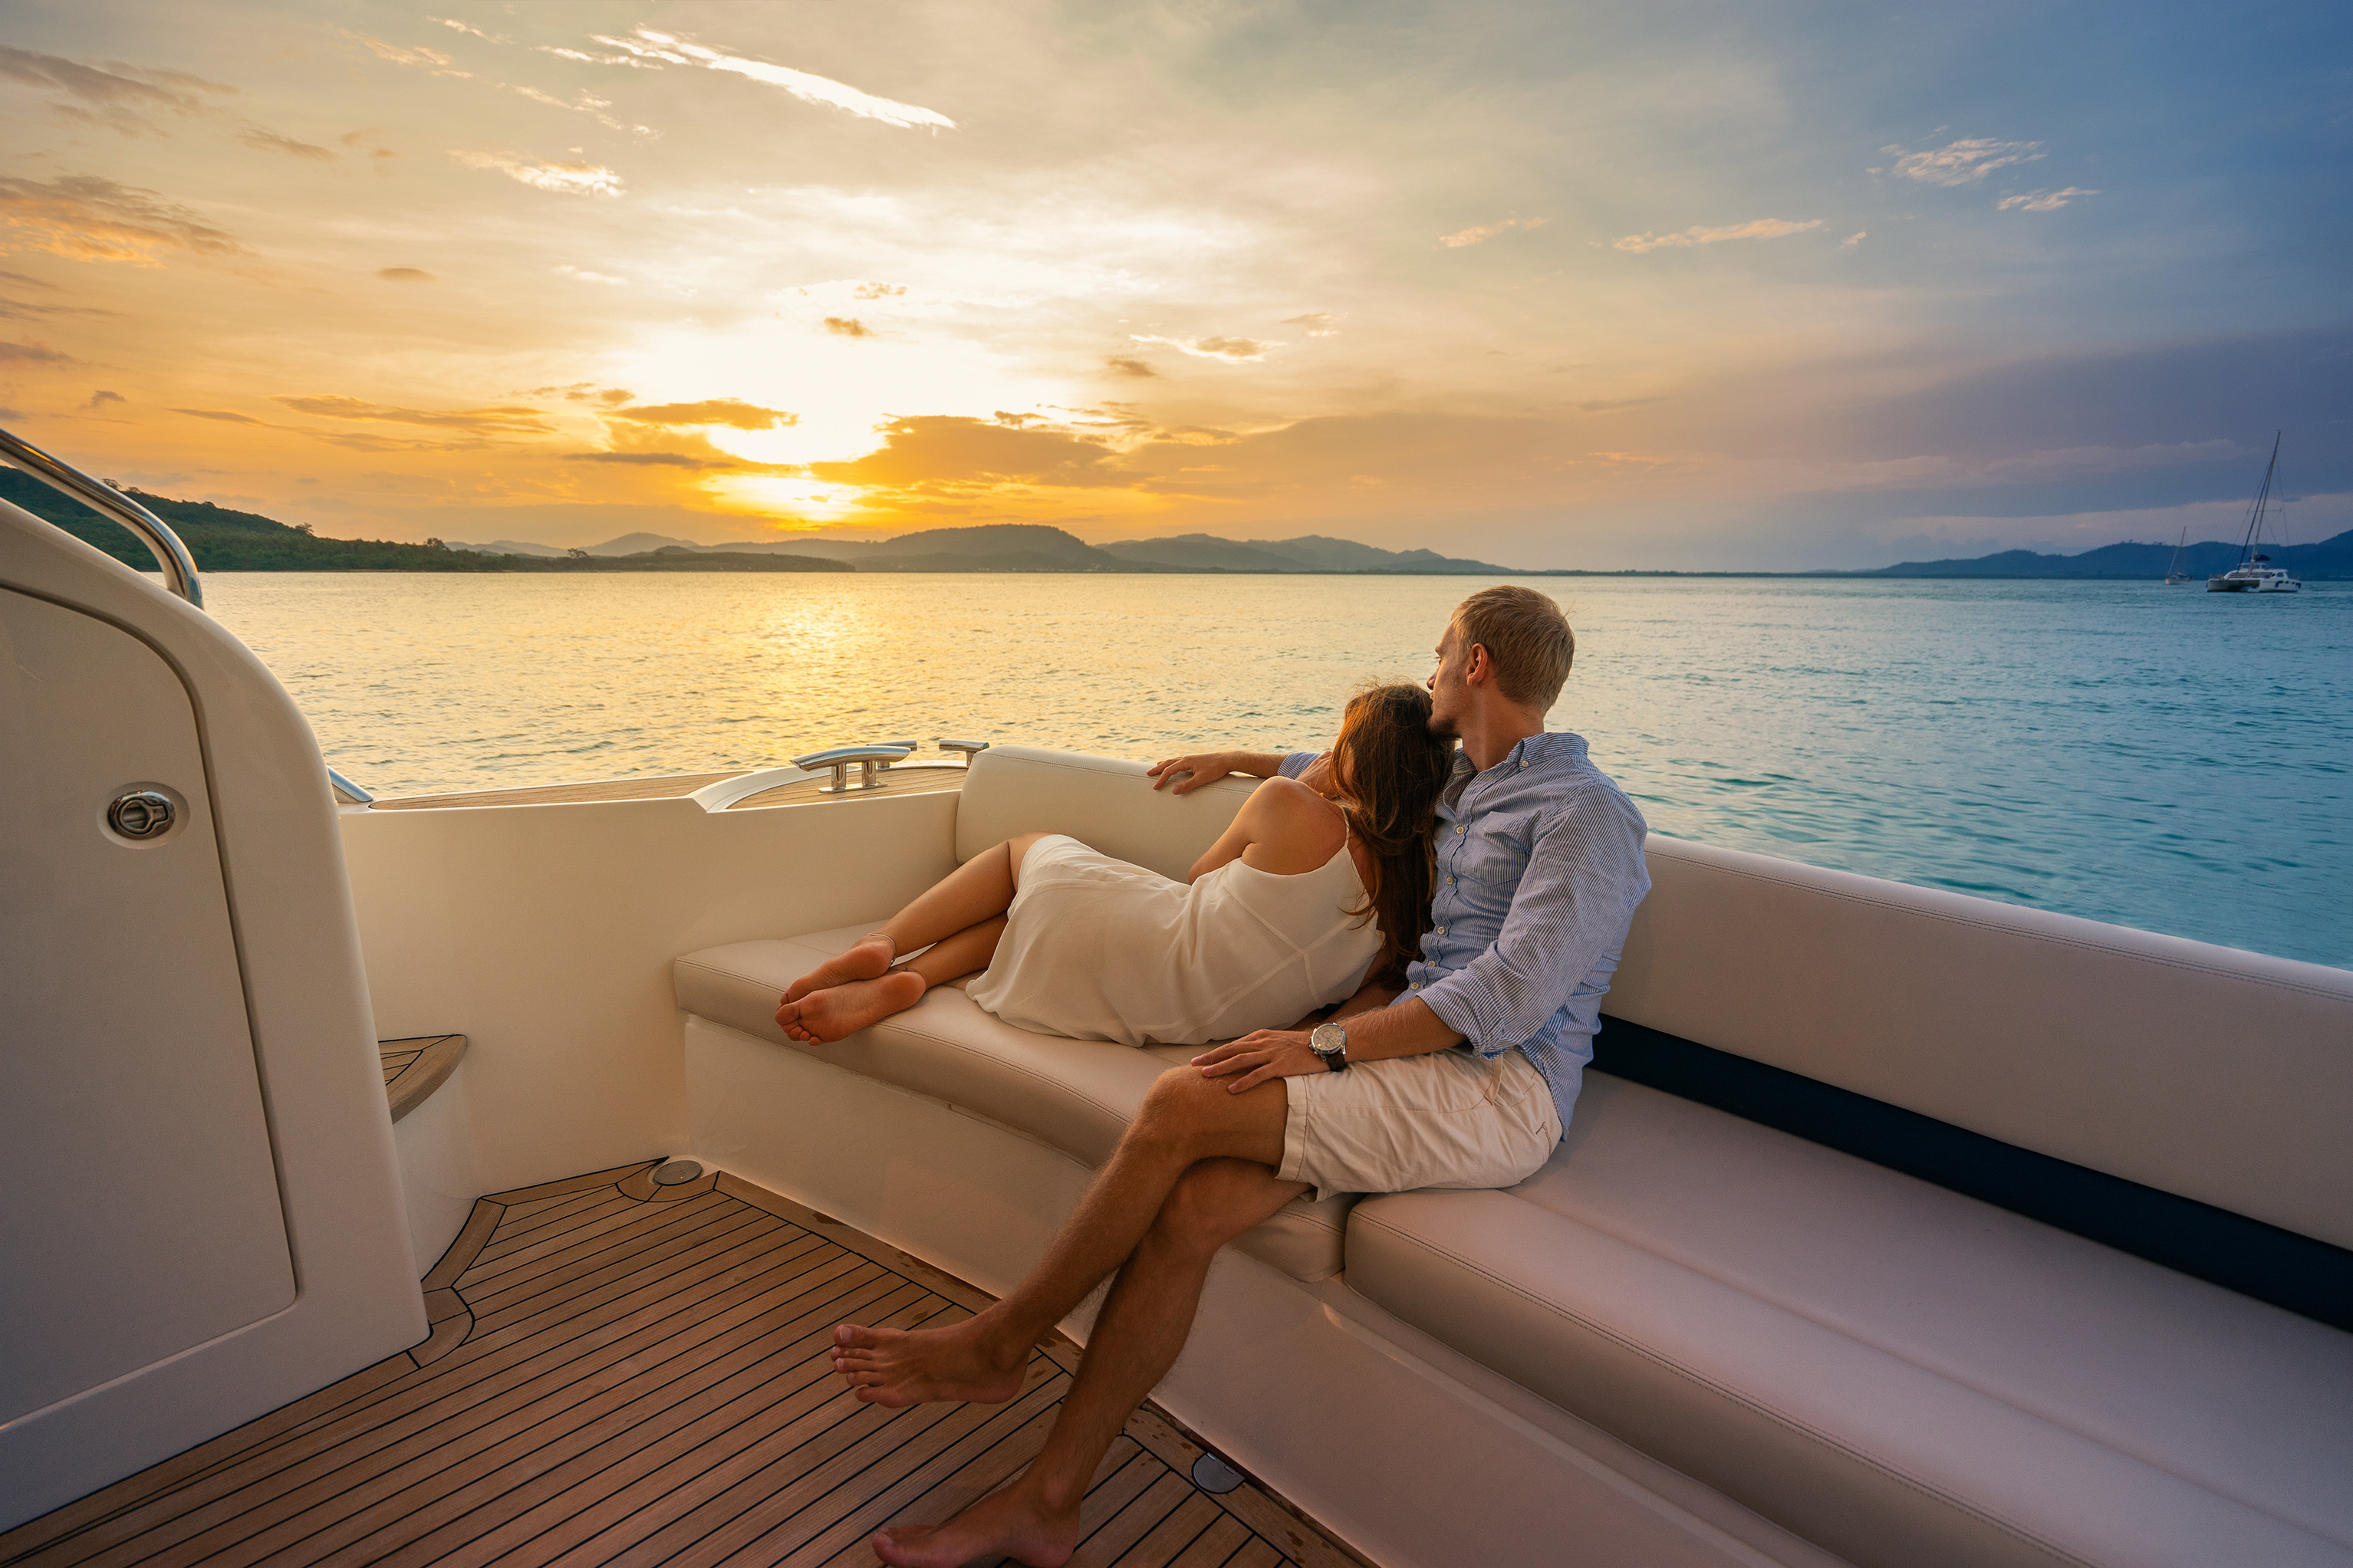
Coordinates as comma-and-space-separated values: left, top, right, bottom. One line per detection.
2207, 433, 2302, 592
2164, 527, 2191, 584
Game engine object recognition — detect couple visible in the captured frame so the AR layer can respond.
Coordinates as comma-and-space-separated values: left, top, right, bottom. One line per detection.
775, 586, 1652, 1568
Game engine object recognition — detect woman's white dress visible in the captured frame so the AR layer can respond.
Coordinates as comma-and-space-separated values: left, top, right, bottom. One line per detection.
966, 831, 1381, 1047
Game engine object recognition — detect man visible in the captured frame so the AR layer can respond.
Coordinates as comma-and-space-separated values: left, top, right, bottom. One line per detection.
834, 585, 1651, 1568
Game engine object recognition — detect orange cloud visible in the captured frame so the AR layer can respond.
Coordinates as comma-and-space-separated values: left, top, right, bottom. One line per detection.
274, 394, 552, 433
0, 174, 243, 264
611, 398, 798, 429
805, 416, 1124, 491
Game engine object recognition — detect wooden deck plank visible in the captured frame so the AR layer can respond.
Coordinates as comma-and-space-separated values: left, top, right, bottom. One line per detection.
42, 1239, 879, 1568
212, 1280, 943, 1568
5, 1169, 1359, 1568
347, 1280, 943, 1568
1162, 1510, 1257, 1568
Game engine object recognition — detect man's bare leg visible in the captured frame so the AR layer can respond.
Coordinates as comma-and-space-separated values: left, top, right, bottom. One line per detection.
777, 917, 1008, 1044
870, 1159, 1305, 1568
831, 1070, 1288, 1406
783, 833, 1045, 1004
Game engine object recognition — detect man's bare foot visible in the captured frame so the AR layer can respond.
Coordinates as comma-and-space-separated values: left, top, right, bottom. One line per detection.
872, 1481, 1076, 1567
782, 932, 895, 1005
775, 971, 926, 1044
831, 1317, 1028, 1409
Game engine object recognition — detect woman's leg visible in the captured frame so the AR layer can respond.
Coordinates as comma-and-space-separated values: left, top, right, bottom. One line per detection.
782, 833, 1045, 1002
777, 836, 1045, 1042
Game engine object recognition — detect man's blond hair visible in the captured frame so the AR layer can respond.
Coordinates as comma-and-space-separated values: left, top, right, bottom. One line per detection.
1452, 585, 1574, 710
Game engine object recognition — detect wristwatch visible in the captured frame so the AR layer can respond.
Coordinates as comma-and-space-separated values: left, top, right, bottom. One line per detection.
1309, 1022, 1350, 1072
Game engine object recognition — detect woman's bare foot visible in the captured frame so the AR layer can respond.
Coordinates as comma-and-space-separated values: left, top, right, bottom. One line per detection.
775, 971, 926, 1044
782, 932, 895, 1005
872, 1481, 1077, 1567
831, 1317, 1028, 1408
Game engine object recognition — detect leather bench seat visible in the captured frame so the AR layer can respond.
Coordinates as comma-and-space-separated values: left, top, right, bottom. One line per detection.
673, 922, 1355, 1281
1344, 1073, 2353, 1568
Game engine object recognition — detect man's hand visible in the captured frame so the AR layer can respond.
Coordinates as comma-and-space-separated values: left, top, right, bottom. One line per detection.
1192, 1029, 1324, 1093
1148, 751, 1245, 794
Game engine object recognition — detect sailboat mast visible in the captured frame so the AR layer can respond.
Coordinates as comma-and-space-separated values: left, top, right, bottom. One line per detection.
2239, 431, 2280, 565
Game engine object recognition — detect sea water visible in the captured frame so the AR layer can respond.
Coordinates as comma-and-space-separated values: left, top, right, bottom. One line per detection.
202, 572, 2352, 971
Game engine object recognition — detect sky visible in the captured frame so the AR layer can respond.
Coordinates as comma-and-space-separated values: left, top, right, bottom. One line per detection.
2, 1, 2348, 570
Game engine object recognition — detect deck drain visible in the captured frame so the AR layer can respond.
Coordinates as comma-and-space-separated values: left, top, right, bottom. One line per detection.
1190, 1452, 1243, 1494
651, 1159, 704, 1186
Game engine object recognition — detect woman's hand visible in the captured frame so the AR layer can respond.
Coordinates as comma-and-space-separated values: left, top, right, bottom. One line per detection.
1148, 751, 1238, 794
1192, 1029, 1323, 1093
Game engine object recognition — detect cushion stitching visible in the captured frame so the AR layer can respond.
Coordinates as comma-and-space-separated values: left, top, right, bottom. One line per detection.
1647, 853, 2351, 1001
1354, 1211, 2102, 1568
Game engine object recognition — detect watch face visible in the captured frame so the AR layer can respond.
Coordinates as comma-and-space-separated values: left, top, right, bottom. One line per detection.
1311, 1023, 1344, 1053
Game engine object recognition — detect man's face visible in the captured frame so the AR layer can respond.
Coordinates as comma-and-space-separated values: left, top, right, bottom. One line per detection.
1427, 623, 1469, 735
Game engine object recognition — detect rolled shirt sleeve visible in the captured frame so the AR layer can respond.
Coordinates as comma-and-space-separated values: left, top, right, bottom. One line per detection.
1278, 751, 1321, 780
1417, 786, 1651, 1056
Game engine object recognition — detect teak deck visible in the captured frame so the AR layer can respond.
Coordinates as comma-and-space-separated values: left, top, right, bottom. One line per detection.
0, 1164, 1361, 1568
371, 766, 969, 813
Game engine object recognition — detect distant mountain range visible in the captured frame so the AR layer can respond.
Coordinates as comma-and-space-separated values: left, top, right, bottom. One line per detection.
1857, 533, 2353, 579
448, 524, 1517, 575
8, 467, 2348, 578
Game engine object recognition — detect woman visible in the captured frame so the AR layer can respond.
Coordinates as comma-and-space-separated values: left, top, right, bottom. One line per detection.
775, 682, 1455, 1047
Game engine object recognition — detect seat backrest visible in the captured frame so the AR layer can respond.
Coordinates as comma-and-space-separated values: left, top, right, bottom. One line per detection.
956, 745, 1259, 883
1608, 834, 2353, 1251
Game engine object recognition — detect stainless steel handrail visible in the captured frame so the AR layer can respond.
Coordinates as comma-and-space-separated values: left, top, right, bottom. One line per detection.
0, 425, 204, 608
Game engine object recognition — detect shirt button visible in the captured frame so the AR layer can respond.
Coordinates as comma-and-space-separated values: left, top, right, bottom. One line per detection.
1456, 824, 1466, 835
1519, 759, 1529, 768
1433, 925, 1446, 935
1446, 875, 1456, 884
1411, 981, 1423, 989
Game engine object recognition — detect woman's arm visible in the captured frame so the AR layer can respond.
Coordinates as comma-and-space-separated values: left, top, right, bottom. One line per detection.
1147, 750, 1290, 794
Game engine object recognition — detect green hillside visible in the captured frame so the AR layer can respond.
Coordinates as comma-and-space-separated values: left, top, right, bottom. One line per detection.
0, 470, 849, 573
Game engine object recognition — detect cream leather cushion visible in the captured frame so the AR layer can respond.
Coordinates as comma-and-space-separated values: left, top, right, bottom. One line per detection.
1614, 836, 2353, 1250
953, 745, 1261, 880
673, 924, 1354, 1281
1345, 1073, 2353, 1568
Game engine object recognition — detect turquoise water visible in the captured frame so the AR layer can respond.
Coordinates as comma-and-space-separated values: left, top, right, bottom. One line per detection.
202, 573, 2352, 970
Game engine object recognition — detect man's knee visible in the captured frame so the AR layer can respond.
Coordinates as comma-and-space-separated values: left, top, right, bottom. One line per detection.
1147, 1160, 1283, 1257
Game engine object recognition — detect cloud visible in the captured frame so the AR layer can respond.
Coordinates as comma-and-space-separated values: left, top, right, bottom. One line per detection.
823, 316, 874, 337
273, 394, 552, 433
432, 18, 505, 41
1439, 218, 1545, 248
555, 264, 626, 284
612, 398, 798, 429
0, 269, 58, 291
450, 151, 623, 196
1127, 334, 1272, 361
1842, 231, 1868, 247
1105, 356, 1158, 378
499, 83, 647, 135
1, 340, 73, 363
0, 45, 226, 136
238, 125, 335, 161
538, 45, 658, 69
853, 281, 907, 300
1283, 312, 1341, 336
593, 28, 955, 130
1997, 187, 2098, 212
0, 175, 243, 263
805, 416, 1122, 491
565, 451, 733, 467
1611, 218, 1822, 253
1884, 137, 2045, 187
173, 406, 262, 422
351, 35, 472, 78
87, 389, 123, 407
377, 266, 436, 281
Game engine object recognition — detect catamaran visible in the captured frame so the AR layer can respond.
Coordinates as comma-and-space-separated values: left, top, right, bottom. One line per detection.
5, 426, 2351, 1568
2207, 433, 2302, 593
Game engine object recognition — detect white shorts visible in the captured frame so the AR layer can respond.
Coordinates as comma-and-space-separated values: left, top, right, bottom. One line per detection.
1277, 1047, 1562, 1203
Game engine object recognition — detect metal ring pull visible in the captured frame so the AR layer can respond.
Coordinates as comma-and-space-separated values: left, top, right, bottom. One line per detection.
107, 790, 176, 840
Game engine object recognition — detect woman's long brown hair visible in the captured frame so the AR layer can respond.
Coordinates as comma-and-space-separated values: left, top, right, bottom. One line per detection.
1328, 682, 1456, 990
